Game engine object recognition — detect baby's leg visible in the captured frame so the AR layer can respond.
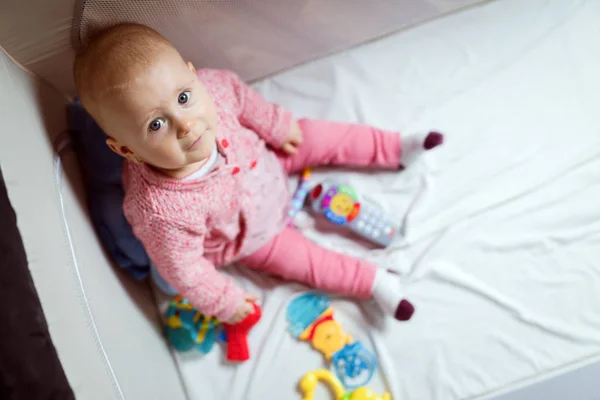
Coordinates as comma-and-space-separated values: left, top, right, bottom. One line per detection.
278, 118, 443, 174
241, 227, 414, 321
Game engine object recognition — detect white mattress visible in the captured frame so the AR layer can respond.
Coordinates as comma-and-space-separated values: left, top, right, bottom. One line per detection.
165, 0, 600, 399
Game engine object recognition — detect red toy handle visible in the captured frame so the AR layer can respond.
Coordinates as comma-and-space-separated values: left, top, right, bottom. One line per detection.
223, 303, 262, 362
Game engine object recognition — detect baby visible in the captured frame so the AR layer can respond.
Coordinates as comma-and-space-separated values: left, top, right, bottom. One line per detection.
74, 23, 443, 324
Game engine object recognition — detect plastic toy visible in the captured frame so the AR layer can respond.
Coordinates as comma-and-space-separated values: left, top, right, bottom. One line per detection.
287, 168, 399, 247
288, 168, 312, 225
298, 305, 352, 359
299, 369, 391, 400
309, 179, 399, 248
222, 302, 262, 362
165, 297, 262, 363
165, 296, 220, 354
331, 342, 377, 388
287, 293, 378, 388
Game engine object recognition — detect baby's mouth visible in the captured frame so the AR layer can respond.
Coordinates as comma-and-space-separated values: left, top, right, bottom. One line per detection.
186, 131, 205, 151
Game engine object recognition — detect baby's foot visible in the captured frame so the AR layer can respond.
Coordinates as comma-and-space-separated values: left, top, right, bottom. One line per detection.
399, 131, 444, 170
371, 269, 415, 321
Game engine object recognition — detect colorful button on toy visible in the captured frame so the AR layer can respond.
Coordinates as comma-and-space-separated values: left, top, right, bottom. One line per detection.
347, 203, 361, 222
320, 184, 360, 226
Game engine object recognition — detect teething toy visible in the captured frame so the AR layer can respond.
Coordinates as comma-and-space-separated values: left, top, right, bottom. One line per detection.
222, 302, 262, 362
299, 369, 391, 400
165, 296, 220, 354
287, 293, 378, 388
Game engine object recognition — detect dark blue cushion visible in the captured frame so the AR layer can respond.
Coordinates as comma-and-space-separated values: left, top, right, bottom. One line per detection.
67, 99, 150, 279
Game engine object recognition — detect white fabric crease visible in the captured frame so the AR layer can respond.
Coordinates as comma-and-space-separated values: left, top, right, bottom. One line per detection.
169, 0, 600, 399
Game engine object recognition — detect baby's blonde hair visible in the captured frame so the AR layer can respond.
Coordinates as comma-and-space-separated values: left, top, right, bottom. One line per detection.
73, 23, 177, 125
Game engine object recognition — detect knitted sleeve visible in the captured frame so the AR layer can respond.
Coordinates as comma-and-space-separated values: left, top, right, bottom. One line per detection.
222, 70, 293, 148
140, 217, 245, 321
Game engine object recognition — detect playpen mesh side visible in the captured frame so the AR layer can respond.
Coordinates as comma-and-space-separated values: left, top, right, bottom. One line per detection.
71, 0, 488, 82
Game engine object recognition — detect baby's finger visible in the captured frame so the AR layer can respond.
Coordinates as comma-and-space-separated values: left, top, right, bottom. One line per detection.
242, 302, 254, 314
244, 293, 260, 302
282, 143, 298, 155
226, 314, 243, 324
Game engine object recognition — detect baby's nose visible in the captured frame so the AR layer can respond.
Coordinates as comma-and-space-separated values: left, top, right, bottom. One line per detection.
176, 118, 195, 138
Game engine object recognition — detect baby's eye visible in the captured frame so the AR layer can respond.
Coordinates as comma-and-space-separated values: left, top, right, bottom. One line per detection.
178, 91, 191, 105
149, 118, 164, 132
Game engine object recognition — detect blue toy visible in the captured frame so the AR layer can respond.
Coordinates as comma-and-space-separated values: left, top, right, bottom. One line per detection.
331, 342, 377, 389
287, 292, 332, 338
164, 296, 220, 354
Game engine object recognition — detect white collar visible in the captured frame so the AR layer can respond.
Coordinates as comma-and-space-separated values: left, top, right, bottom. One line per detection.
182, 142, 218, 181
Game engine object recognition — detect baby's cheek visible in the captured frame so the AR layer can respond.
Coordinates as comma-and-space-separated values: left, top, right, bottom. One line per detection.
150, 146, 185, 169
161, 145, 184, 166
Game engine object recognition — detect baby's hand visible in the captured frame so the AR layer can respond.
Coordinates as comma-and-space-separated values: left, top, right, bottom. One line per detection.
281, 119, 303, 155
226, 293, 259, 324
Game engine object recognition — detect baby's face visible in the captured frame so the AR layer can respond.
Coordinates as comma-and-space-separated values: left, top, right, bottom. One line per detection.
100, 46, 218, 177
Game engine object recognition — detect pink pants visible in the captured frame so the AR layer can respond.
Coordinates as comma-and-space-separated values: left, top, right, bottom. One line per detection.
242, 119, 402, 299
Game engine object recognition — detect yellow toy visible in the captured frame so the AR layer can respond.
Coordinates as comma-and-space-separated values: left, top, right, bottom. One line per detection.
298, 307, 353, 359
299, 370, 391, 400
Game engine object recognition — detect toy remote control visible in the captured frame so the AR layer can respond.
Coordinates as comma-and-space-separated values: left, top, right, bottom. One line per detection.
308, 180, 399, 248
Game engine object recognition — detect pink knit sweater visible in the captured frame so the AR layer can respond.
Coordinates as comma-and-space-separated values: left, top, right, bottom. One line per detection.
123, 69, 293, 320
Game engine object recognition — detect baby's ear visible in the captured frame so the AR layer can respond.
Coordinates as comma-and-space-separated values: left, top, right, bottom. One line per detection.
186, 61, 196, 73
106, 137, 141, 163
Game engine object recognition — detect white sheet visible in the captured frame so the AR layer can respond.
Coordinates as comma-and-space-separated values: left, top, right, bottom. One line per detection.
168, 0, 600, 398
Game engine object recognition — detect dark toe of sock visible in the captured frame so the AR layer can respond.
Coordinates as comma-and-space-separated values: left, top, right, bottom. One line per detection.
395, 299, 415, 321
424, 131, 444, 150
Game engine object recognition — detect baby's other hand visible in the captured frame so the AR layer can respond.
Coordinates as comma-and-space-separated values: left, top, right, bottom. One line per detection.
281, 119, 303, 155
226, 294, 259, 324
